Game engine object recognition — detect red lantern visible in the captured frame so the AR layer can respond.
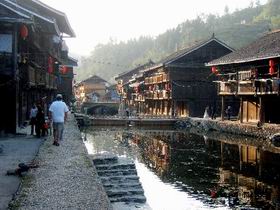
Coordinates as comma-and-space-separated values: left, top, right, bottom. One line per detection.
60, 65, 68, 74
269, 59, 276, 75
48, 57, 53, 73
211, 66, 218, 74
20, 25, 28, 40
62, 66, 68, 74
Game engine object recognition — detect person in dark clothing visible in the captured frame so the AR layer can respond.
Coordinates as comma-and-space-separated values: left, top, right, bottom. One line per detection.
225, 106, 232, 120
35, 106, 45, 138
211, 104, 216, 119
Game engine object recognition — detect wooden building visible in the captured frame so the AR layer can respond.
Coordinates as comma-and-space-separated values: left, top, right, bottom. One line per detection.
74, 75, 109, 103
142, 36, 233, 117
208, 30, 280, 124
57, 57, 78, 105
115, 61, 154, 115
0, 0, 75, 133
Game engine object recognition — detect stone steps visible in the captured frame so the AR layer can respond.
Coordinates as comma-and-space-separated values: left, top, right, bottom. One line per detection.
100, 175, 140, 183
97, 169, 137, 176
92, 153, 146, 204
95, 163, 136, 170
107, 188, 145, 197
103, 182, 142, 189
109, 195, 147, 203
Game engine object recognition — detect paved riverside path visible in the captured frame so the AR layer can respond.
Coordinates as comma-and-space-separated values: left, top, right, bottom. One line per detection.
10, 114, 112, 210
0, 133, 44, 210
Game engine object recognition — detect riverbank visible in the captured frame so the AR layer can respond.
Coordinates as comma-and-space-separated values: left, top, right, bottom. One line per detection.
9, 114, 112, 210
179, 117, 280, 139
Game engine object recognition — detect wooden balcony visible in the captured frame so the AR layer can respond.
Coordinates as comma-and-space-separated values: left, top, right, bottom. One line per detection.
35, 69, 46, 87
134, 94, 145, 102
27, 66, 36, 87
49, 74, 58, 90
144, 74, 169, 85
218, 81, 237, 95
218, 79, 280, 96
145, 90, 171, 100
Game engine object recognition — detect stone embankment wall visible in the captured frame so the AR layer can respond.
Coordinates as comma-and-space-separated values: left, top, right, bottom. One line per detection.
178, 118, 280, 139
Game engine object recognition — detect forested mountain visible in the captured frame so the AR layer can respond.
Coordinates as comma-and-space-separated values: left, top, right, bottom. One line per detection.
75, 0, 280, 83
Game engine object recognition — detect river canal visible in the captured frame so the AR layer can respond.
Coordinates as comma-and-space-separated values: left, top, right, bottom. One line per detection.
82, 127, 280, 210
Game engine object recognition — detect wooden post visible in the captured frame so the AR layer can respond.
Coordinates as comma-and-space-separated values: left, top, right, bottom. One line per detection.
240, 97, 243, 123
259, 96, 264, 124
221, 96, 225, 121
239, 145, 243, 171
13, 23, 19, 133
221, 142, 224, 166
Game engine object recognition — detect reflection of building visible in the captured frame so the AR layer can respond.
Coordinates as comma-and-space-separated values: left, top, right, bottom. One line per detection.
134, 130, 222, 189
208, 30, 280, 124
220, 142, 280, 208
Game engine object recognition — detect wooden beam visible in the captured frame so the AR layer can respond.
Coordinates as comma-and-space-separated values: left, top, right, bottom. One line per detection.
240, 97, 243, 123
221, 96, 225, 121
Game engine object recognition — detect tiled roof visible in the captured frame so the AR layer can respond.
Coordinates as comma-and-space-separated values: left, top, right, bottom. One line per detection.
18, 0, 75, 37
115, 60, 154, 80
158, 36, 234, 66
1, 0, 60, 34
207, 30, 280, 66
82, 75, 107, 84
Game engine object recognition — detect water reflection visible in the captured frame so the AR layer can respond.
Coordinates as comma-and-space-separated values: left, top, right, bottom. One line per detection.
83, 128, 280, 210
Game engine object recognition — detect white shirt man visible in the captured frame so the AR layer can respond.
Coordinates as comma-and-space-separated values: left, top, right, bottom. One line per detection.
49, 94, 69, 146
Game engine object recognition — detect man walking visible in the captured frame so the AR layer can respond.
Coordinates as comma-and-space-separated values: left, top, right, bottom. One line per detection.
29, 104, 38, 135
49, 94, 69, 146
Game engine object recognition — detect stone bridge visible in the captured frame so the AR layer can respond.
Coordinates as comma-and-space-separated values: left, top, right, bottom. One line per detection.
81, 102, 119, 115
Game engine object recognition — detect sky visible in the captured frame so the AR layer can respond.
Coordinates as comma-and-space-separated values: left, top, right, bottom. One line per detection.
41, 0, 268, 56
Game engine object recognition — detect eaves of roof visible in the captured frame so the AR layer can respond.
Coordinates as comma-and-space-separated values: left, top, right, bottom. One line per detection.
206, 54, 280, 66
29, 0, 75, 37
3, 0, 60, 35
165, 37, 234, 66
206, 31, 280, 67
0, 2, 31, 19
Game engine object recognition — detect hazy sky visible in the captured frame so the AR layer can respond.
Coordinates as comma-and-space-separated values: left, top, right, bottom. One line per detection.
41, 0, 267, 56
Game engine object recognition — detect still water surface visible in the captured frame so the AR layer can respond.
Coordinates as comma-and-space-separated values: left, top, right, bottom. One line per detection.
83, 127, 280, 210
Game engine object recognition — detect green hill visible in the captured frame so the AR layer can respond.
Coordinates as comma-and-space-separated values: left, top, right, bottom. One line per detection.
76, 0, 280, 83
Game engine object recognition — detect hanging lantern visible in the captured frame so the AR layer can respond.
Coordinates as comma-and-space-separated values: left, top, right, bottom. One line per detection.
48, 57, 54, 73
211, 66, 218, 74
20, 25, 28, 40
59, 65, 68, 74
269, 59, 276, 75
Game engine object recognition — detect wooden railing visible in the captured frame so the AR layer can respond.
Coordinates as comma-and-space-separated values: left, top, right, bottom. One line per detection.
36, 69, 46, 86
218, 79, 280, 95
145, 90, 171, 99
238, 70, 251, 81
27, 66, 36, 86
135, 94, 145, 101
145, 74, 169, 84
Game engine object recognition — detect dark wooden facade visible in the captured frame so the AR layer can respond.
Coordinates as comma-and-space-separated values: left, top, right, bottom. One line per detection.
208, 30, 280, 124
141, 37, 233, 117
0, 0, 76, 133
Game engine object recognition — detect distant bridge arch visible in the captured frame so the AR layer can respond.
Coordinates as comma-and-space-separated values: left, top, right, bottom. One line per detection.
82, 102, 119, 116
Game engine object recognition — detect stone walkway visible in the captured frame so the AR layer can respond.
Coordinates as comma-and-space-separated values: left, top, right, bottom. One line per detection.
9, 115, 112, 210
0, 133, 44, 210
